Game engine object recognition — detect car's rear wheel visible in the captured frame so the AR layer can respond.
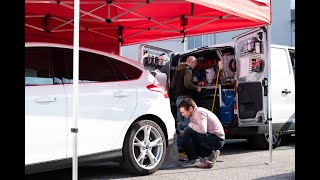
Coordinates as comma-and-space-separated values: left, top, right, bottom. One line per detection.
120, 120, 166, 175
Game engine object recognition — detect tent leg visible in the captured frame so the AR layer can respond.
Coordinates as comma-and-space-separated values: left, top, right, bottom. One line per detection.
119, 26, 123, 55
266, 25, 272, 165
183, 38, 187, 51
72, 0, 80, 180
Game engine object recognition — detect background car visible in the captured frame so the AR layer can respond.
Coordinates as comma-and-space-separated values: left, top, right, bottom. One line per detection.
25, 42, 176, 175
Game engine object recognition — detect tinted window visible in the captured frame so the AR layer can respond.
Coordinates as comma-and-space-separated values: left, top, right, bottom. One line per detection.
64, 50, 119, 82
51, 47, 73, 81
26, 46, 141, 84
111, 60, 142, 80
25, 47, 54, 85
81, 51, 118, 82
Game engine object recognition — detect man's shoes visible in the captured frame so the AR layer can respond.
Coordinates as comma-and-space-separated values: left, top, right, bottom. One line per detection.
207, 150, 220, 164
196, 159, 213, 168
179, 158, 214, 168
179, 152, 188, 161
179, 159, 200, 167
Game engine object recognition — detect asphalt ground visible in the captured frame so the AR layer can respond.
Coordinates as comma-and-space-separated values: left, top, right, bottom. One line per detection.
25, 136, 295, 180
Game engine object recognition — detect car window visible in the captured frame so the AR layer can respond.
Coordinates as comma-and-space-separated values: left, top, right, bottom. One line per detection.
64, 50, 119, 82
111, 60, 142, 80
50, 47, 73, 82
26, 46, 141, 84
25, 47, 54, 85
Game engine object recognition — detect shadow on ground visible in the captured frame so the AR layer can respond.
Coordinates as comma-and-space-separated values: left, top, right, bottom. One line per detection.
25, 136, 295, 179
25, 162, 137, 180
253, 172, 295, 180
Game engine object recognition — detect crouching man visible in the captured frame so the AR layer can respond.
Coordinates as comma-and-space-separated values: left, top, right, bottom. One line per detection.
178, 97, 225, 167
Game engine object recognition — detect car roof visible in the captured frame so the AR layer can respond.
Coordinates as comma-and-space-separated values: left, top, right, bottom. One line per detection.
25, 42, 145, 70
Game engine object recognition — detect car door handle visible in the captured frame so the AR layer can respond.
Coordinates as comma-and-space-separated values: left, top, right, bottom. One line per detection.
113, 90, 128, 97
35, 97, 57, 103
281, 89, 291, 94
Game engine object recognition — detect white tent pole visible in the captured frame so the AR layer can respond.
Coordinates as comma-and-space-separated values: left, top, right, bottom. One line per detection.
72, 0, 80, 179
266, 25, 273, 164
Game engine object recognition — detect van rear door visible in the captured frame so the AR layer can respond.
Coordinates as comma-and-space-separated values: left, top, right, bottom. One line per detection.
234, 27, 268, 127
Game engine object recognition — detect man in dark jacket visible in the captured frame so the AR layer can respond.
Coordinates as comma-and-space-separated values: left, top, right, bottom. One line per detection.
171, 56, 201, 152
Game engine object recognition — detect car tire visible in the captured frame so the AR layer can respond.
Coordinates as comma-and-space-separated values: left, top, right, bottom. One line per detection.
250, 132, 282, 150
120, 120, 167, 175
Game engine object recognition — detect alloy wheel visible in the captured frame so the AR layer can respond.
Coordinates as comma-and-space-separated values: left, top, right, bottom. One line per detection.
132, 125, 164, 169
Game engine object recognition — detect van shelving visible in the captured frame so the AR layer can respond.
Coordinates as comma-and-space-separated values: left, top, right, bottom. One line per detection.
139, 28, 295, 150
170, 49, 237, 126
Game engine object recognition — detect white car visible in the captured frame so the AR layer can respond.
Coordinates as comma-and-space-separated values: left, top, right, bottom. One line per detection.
25, 42, 176, 175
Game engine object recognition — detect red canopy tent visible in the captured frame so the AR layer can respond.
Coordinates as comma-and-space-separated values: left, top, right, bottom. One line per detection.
25, 1, 272, 178
25, 0, 271, 54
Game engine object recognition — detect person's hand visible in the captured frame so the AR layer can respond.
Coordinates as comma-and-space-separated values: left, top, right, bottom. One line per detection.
197, 87, 201, 92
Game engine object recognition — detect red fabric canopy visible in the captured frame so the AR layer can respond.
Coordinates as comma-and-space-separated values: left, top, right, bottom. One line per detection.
25, 0, 271, 54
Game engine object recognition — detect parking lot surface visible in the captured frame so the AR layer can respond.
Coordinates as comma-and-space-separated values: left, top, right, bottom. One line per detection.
26, 137, 295, 180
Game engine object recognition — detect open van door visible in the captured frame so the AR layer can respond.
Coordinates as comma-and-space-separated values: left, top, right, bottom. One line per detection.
234, 27, 268, 127
138, 44, 173, 72
138, 44, 173, 89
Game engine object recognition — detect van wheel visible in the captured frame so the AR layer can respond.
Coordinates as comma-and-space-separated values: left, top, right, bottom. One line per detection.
250, 132, 282, 150
119, 120, 166, 175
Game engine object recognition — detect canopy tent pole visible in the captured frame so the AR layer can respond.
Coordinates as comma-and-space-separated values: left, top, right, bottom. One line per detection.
25, 23, 44, 31
72, 0, 80, 179
119, 26, 123, 55
266, 25, 273, 164
52, 3, 106, 31
60, 2, 106, 22
112, 3, 180, 31
109, 2, 146, 22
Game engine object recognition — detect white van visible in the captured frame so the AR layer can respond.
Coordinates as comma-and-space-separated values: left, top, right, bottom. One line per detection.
139, 27, 295, 149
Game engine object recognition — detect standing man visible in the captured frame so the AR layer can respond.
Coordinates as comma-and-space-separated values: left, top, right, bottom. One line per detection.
178, 97, 225, 166
142, 50, 149, 68
158, 53, 170, 90
171, 56, 201, 152
159, 53, 170, 76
